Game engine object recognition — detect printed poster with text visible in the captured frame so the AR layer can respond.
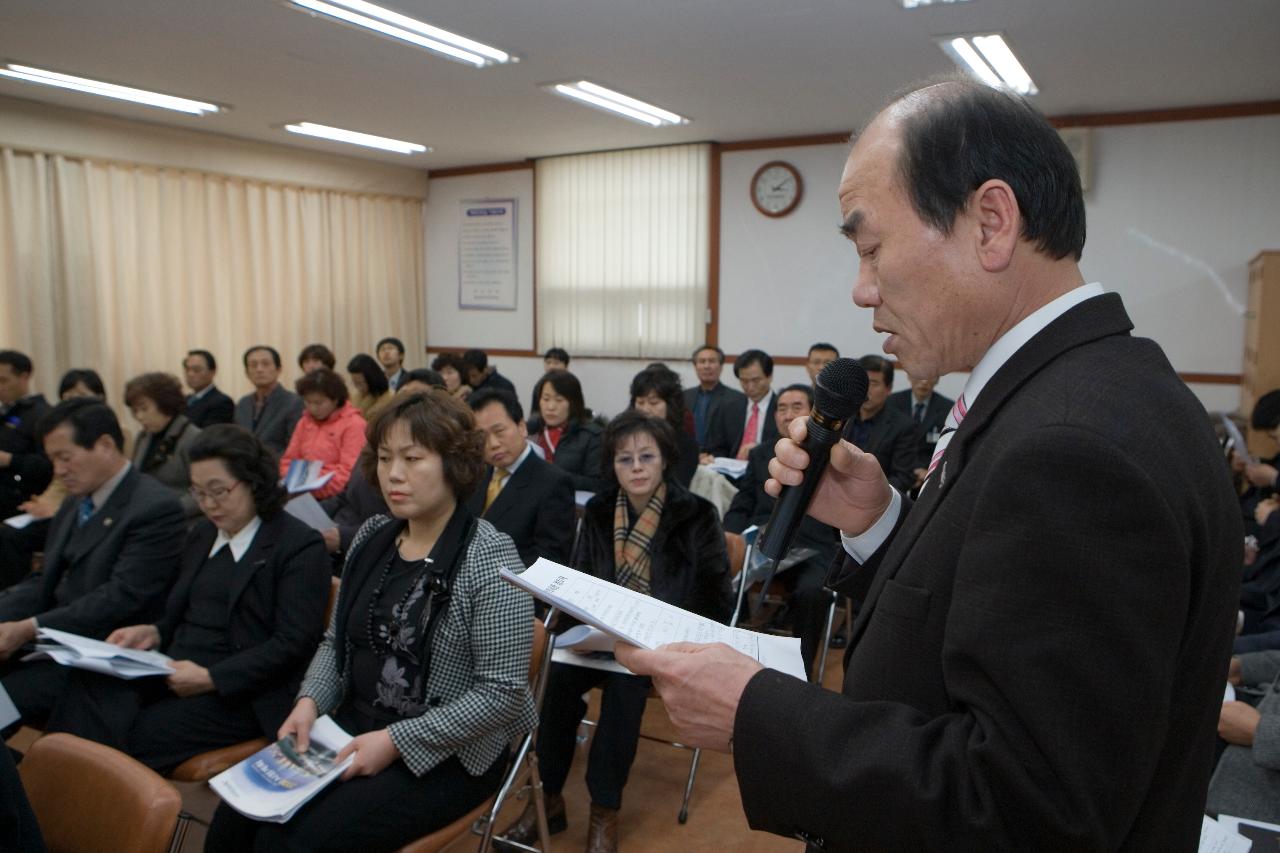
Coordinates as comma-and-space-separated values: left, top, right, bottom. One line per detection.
458, 199, 517, 310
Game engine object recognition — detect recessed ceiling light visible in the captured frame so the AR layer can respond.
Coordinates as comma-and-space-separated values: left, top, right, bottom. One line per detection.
284, 0, 513, 67
543, 81, 689, 127
0, 62, 222, 115
938, 33, 1038, 95
284, 122, 429, 154
899, 0, 972, 8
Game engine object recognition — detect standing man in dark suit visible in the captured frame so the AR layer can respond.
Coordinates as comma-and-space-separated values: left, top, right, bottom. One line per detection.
704, 349, 779, 461
841, 355, 917, 493
0, 399, 185, 726
683, 345, 746, 455
466, 389, 575, 567
886, 373, 952, 490
182, 349, 235, 428
619, 80, 1241, 850
0, 350, 53, 520
233, 345, 304, 458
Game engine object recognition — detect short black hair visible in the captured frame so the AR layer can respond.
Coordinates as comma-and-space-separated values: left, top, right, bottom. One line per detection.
430, 352, 468, 376
461, 349, 488, 372
124, 372, 187, 418
601, 410, 679, 488
58, 369, 106, 400
185, 350, 217, 372
469, 388, 524, 424
532, 370, 588, 425
346, 354, 389, 396
296, 368, 349, 405
734, 349, 774, 378
243, 345, 282, 370
778, 383, 815, 406
858, 354, 894, 389
38, 398, 124, 453
629, 365, 686, 431
376, 337, 405, 357
543, 347, 570, 366
692, 345, 725, 364
1252, 391, 1280, 432
891, 78, 1086, 261
298, 344, 336, 371
808, 342, 839, 357
402, 368, 446, 389
0, 350, 33, 376
188, 424, 288, 518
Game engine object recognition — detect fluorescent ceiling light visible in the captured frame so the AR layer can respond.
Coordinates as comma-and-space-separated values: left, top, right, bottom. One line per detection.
938, 34, 1038, 95
900, 0, 971, 8
0, 62, 221, 114
285, 0, 512, 67
284, 121, 429, 154
545, 81, 689, 127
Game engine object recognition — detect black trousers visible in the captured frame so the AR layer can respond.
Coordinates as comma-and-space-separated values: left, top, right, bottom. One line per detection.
43, 669, 262, 773
0, 660, 70, 735
536, 662, 651, 811
205, 752, 506, 853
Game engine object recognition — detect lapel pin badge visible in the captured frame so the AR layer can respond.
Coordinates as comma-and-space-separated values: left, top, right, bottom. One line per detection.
103, 517, 113, 527
939, 461, 948, 488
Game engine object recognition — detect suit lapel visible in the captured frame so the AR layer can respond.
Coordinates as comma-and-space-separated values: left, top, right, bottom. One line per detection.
63, 469, 139, 563
485, 459, 531, 521
225, 518, 275, 615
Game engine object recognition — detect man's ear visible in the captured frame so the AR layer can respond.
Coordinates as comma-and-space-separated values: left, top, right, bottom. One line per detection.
970, 179, 1020, 273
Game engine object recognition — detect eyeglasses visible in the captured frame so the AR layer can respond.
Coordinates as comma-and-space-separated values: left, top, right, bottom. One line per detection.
614, 453, 660, 468
189, 481, 242, 504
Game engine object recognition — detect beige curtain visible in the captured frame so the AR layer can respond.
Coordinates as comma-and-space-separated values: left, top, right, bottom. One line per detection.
0, 147, 425, 422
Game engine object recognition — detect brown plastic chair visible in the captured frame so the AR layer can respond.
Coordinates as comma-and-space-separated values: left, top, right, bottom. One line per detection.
19, 732, 185, 853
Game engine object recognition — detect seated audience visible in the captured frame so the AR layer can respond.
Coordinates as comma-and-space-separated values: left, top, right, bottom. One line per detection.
125, 372, 202, 518
280, 369, 367, 501
182, 349, 235, 428
1207, 651, 1280, 824
704, 348, 778, 461
887, 373, 955, 489
530, 370, 604, 493
0, 399, 184, 727
376, 336, 407, 391
399, 368, 446, 393
682, 345, 745, 452
466, 389, 575, 567
1236, 390, 1280, 535
347, 353, 393, 422
206, 392, 536, 851
44, 425, 330, 771
543, 347, 570, 372
57, 368, 106, 401
804, 342, 840, 384
0, 350, 53, 521
500, 412, 731, 852
723, 384, 839, 678
430, 352, 473, 401
233, 346, 304, 458
298, 343, 337, 374
629, 365, 698, 487
463, 348, 517, 397
842, 354, 917, 492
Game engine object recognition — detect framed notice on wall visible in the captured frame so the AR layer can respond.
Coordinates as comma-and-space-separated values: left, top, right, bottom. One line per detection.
458, 199, 518, 310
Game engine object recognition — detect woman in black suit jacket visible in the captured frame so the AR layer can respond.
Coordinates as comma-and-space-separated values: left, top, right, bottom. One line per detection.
529, 369, 604, 493
44, 424, 330, 773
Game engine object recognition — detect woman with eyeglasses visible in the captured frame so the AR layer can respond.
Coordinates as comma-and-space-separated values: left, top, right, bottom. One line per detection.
44, 424, 331, 771
498, 411, 732, 853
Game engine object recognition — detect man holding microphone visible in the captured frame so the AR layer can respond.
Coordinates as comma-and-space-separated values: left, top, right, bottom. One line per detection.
616, 79, 1241, 850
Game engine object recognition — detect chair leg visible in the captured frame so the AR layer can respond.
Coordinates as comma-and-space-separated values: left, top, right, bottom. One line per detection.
679, 746, 702, 824
169, 812, 196, 853
815, 589, 840, 683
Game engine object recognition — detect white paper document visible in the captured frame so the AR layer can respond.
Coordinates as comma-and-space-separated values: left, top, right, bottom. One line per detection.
283, 460, 335, 495
285, 493, 335, 532
551, 625, 632, 675
3, 513, 37, 530
23, 627, 173, 679
0, 681, 19, 731
1221, 416, 1255, 466
707, 457, 749, 479
210, 716, 354, 823
1199, 814, 1252, 853
574, 490, 595, 508
502, 558, 807, 681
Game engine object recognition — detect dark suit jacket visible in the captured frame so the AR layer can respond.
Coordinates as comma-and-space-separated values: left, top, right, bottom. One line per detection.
465, 451, 575, 568
886, 388, 954, 470
683, 382, 747, 451
156, 513, 329, 735
185, 386, 235, 428
473, 368, 517, 398
0, 394, 52, 519
733, 294, 1242, 851
842, 404, 918, 492
234, 385, 304, 458
704, 390, 778, 460
723, 443, 838, 561
0, 468, 186, 637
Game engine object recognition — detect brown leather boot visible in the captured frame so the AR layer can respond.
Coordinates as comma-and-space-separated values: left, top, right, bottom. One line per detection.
494, 791, 565, 849
585, 803, 619, 853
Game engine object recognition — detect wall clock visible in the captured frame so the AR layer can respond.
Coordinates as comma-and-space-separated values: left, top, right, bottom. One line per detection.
750, 160, 802, 217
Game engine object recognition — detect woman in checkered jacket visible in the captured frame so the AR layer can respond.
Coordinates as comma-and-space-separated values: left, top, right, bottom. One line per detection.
207, 390, 537, 853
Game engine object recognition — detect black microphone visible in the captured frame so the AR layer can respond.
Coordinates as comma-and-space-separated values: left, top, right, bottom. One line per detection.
757, 358, 868, 561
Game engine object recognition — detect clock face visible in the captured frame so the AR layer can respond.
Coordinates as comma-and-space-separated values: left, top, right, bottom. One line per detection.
751, 161, 802, 217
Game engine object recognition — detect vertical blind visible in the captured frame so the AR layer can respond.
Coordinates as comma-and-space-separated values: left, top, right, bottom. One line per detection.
536, 143, 710, 359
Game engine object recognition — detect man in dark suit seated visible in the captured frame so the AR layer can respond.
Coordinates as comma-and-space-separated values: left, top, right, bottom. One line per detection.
842, 354, 916, 493
804, 343, 840, 384
466, 389, 574, 567
683, 345, 746, 456
723, 384, 838, 679
0, 399, 185, 727
182, 349, 235, 428
233, 345, 304, 458
462, 348, 517, 398
0, 350, 53, 522
886, 372, 953, 491
704, 349, 779, 461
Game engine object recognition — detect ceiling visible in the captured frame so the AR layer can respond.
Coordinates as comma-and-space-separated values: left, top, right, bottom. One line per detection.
1, 0, 1278, 170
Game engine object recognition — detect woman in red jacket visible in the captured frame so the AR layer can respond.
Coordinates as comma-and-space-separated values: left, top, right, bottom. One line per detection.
279, 368, 367, 500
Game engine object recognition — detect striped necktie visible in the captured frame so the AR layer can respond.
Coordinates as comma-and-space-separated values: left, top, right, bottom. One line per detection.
923, 393, 968, 488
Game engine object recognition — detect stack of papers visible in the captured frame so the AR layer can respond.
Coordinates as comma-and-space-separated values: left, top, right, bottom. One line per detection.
551, 624, 630, 674
706, 457, 749, 479
283, 460, 335, 495
24, 628, 173, 679
3, 513, 37, 530
210, 717, 354, 823
1221, 416, 1255, 465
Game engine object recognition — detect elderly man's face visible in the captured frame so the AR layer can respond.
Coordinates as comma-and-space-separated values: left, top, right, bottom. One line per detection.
839, 114, 989, 379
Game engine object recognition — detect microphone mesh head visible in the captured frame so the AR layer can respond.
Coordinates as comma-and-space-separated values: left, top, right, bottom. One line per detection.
814, 358, 868, 419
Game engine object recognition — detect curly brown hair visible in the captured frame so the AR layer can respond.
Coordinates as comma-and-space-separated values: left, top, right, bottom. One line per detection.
295, 368, 349, 405
361, 389, 486, 502
123, 372, 186, 418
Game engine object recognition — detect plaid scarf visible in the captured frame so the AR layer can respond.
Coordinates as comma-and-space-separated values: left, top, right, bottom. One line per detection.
613, 481, 666, 596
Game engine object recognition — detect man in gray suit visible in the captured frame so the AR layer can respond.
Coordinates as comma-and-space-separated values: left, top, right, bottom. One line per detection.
0, 399, 185, 726
233, 345, 303, 458
1208, 652, 1280, 824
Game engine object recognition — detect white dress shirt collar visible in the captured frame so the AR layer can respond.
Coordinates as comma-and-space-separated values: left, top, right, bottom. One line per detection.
209, 515, 263, 562
506, 441, 533, 476
189, 384, 215, 402
743, 388, 775, 444
91, 461, 132, 511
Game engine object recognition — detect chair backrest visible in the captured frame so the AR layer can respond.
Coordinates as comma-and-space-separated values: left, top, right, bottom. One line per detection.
324, 576, 340, 625
19, 733, 182, 853
529, 618, 547, 683
724, 531, 746, 581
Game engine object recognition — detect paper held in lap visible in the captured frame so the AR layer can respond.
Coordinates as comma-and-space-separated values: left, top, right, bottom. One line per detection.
22, 627, 174, 679
210, 716, 354, 823
502, 558, 807, 681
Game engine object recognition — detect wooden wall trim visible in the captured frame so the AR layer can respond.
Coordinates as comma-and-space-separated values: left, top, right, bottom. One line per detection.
425, 347, 540, 358
428, 159, 534, 179
1050, 100, 1280, 129
1177, 372, 1242, 386
719, 132, 852, 152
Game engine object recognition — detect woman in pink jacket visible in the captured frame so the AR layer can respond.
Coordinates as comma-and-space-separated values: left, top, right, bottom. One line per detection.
279, 368, 367, 500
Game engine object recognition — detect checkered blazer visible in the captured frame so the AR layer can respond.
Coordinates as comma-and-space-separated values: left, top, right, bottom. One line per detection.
298, 513, 537, 777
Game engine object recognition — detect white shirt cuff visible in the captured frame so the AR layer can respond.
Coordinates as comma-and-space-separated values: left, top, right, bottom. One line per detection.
840, 489, 903, 564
